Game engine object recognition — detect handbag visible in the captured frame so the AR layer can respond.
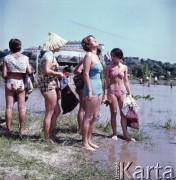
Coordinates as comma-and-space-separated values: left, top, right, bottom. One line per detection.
24, 74, 33, 94
126, 107, 138, 119
61, 85, 79, 114
126, 107, 139, 129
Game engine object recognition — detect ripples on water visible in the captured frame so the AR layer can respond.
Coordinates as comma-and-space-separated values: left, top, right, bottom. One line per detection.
0, 83, 176, 126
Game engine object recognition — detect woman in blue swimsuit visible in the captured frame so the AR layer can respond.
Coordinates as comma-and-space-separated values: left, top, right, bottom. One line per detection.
81, 35, 103, 151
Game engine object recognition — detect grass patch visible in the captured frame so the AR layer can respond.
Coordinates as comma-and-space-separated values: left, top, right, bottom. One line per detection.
0, 110, 115, 179
95, 120, 112, 134
132, 94, 154, 101
162, 116, 176, 130
129, 128, 149, 141
0, 149, 66, 179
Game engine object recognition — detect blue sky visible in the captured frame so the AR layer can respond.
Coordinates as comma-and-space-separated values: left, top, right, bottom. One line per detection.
0, 0, 175, 63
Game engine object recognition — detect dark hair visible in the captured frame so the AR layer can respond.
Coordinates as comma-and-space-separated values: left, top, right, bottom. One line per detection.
81, 35, 95, 52
63, 66, 72, 73
9, 39, 21, 53
97, 46, 102, 56
111, 48, 123, 59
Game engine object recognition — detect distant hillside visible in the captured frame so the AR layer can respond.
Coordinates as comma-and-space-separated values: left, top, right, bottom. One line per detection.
104, 55, 176, 80
0, 48, 176, 80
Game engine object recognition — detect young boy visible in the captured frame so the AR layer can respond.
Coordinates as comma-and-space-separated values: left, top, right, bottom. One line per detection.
57, 66, 72, 99
59, 66, 72, 89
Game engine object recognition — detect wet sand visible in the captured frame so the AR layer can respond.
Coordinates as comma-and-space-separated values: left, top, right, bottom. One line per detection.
92, 125, 176, 179
92, 84, 176, 179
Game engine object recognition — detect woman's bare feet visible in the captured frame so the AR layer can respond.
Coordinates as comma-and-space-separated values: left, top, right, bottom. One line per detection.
89, 142, 99, 149
44, 138, 55, 144
123, 135, 136, 142
111, 135, 118, 141
130, 138, 136, 142
19, 130, 24, 139
77, 128, 82, 135
82, 144, 96, 152
50, 134, 60, 142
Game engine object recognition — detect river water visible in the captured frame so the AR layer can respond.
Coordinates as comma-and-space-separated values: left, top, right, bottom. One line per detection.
1, 82, 176, 126
0, 83, 176, 179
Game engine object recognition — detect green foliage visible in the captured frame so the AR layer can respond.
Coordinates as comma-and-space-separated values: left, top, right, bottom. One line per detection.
0, 76, 2, 82
124, 57, 176, 79
0, 49, 9, 58
162, 117, 176, 130
96, 121, 112, 134
132, 94, 154, 101
129, 129, 149, 141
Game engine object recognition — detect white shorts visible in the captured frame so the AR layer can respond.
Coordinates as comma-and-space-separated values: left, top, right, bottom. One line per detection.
5, 79, 25, 92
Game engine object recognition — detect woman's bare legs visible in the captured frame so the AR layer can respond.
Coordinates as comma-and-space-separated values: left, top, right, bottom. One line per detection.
50, 102, 61, 139
87, 95, 102, 148
17, 90, 26, 137
109, 93, 118, 140
118, 95, 135, 141
77, 89, 84, 134
82, 95, 102, 151
82, 97, 95, 151
42, 90, 58, 143
5, 87, 15, 133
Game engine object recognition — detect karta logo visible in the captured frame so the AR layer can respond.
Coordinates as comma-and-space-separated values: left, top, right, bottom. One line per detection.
115, 162, 175, 179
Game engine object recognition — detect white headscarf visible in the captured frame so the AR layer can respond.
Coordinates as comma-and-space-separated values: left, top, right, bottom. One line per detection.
43, 32, 67, 51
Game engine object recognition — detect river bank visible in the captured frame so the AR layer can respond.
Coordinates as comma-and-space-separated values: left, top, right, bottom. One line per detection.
0, 84, 176, 179
130, 79, 176, 86
0, 107, 175, 179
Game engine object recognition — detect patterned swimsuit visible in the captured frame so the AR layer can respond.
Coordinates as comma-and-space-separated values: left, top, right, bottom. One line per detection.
4, 54, 29, 91
109, 69, 126, 98
39, 51, 59, 93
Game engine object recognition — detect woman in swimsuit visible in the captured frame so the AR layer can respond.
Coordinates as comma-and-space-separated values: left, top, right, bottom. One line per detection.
103, 48, 135, 141
81, 35, 103, 151
40, 32, 66, 144
73, 47, 102, 134
2, 38, 32, 137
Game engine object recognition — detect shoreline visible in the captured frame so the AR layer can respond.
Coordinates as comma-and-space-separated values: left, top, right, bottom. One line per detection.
129, 79, 175, 86
0, 78, 175, 86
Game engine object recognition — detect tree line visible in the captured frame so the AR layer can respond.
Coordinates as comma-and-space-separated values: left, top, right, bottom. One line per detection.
123, 57, 176, 80
0, 49, 176, 80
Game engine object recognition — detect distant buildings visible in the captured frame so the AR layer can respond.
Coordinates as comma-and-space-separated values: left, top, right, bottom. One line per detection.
55, 41, 86, 65
24, 47, 40, 57
56, 41, 106, 65
24, 41, 107, 66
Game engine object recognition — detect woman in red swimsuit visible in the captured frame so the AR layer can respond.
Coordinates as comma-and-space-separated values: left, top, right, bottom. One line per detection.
103, 48, 135, 141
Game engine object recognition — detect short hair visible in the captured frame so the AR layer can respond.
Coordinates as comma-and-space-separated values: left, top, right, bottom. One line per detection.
63, 66, 72, 73
111, 48, 123, 59
81, 35, 95, 52
9, 39, 21, 53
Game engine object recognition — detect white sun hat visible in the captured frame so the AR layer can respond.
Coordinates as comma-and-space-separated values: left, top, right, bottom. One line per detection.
43, 32, 67, 51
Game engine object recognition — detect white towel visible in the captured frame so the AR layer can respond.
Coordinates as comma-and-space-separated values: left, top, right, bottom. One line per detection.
122, 96, 140, 116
